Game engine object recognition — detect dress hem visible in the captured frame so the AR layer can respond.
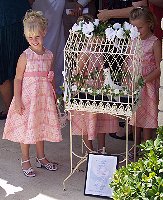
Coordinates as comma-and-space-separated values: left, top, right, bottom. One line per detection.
2, 138, 63, 144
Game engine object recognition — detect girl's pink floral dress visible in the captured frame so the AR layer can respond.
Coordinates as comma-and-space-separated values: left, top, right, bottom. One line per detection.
130, 35, 159, 128
3, 48, 62, 144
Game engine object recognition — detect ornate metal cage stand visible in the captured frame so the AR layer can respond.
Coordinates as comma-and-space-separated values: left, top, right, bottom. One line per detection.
62, 30, 142, 190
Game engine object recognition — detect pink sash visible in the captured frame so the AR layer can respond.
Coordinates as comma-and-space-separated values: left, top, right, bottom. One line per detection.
23, 71, 48, 77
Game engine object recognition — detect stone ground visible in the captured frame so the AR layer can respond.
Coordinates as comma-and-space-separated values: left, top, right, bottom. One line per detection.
0, 97, 133, 200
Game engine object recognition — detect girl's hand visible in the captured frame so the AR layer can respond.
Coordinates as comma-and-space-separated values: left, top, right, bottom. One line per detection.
97, 10, 110, 22
15, 100, 25, 115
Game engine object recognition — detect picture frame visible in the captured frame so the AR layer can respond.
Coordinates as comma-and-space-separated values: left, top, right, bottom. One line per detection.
84, 153, 118, 199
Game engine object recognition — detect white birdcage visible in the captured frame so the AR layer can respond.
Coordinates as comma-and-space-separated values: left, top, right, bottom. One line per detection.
62, 21, 143, 190
63, 25, 142, 117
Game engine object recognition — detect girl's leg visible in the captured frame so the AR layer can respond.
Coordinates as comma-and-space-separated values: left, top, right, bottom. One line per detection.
97, 133, 106, 152
143, 128, 153, 142
20, 143, 35, 177
20, 143, 31, 169
83, 135, 93, 151
36, 141, 57, 171
36, 141, 51, 165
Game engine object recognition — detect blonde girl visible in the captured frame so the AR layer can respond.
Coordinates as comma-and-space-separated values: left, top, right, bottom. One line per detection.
129, 7, 161, 154
3, 10, 62, 177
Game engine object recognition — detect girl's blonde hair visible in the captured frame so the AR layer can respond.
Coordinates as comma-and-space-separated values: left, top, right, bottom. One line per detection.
23, 9, 48, 37
129, 6, 157, 32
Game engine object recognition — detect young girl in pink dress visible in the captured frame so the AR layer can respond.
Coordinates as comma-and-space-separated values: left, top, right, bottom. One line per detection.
129, 7, 161, 151
3, 10, 62, 177
70, 16, 119, 152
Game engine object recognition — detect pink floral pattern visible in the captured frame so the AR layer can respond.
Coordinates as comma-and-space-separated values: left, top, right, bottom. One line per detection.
71, 111, 119, 140
3, 48, 62, 144
47, 71, 54, 82
130, 35, 159, 128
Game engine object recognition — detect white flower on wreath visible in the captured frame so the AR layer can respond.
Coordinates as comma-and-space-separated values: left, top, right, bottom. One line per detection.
113, 23, 121, 30
116, 28, 125, 39
87, 88, 93, 93
93, 19, 99, 27
114, 89, 120, 95
123, 22, 132, 31
105, 22, 139, 40
71, 20, 140, 40
72, 23, 82, 32
71, 85, 77, 92
105, 27, 116, 41
129, 26, 140, 40
82, 22, 94, 36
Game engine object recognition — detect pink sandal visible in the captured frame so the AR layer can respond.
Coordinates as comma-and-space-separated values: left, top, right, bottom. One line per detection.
21, 159, 36, 177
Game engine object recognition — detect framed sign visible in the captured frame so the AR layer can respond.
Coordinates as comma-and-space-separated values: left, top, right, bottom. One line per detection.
84, 153, 118, 199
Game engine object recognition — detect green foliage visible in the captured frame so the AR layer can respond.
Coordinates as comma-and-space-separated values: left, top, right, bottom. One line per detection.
94, 21, 109, 37
110, 129, 163, 200
137, 76, 145, 88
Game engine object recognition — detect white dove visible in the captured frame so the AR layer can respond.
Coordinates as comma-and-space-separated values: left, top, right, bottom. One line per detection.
103, 68, 122, 90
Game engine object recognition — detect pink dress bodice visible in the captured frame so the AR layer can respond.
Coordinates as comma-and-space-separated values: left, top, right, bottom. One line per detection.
24, 48, 53, 72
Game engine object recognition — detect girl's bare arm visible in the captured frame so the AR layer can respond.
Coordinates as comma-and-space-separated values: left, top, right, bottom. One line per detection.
14, 53, 27, 114
97, 0, 147, 21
